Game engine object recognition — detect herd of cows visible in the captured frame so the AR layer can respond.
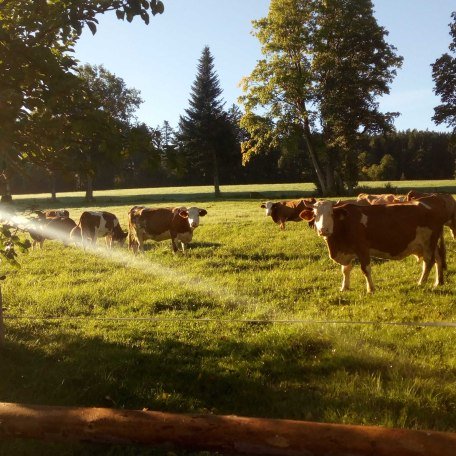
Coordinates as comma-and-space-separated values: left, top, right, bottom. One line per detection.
4, 190, 456, 292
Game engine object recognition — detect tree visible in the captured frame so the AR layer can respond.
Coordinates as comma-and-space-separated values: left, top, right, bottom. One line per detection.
72, 64, 143, 200
0, 0, 164, 199
432, 11, 456, 132
177, 46, 226, 195
240, 0, 402, 195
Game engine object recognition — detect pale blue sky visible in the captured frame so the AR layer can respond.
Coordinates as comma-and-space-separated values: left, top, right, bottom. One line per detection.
75, 0, 455, 132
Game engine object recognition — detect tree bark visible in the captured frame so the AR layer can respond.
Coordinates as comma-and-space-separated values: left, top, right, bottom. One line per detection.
50, 173, 57, 202
0, 402, 454, 455
0, 285, 4, 346
302, 118, 327, 196
0, 170, 13, 203
85, 175, 94, 202
212, 149, 221, 196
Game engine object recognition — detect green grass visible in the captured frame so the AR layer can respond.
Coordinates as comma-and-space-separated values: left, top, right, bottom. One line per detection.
1, 182, 455, 454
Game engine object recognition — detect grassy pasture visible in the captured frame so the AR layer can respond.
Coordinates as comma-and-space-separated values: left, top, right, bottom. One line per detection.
1, 182, 456, 454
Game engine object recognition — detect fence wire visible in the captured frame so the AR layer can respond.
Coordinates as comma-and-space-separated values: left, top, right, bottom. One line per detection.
2, 314, 456, 328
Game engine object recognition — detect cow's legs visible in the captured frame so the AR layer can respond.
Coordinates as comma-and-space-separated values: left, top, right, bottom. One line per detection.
419, 238, 438, 286
170, 231, 179, 253
418, 259, 434, 286
180, 241, 186, 253
340, 262, 353, 291
434, 246, 444, 286
360, 263, 375, 293
137, 232, 145, 254
105, 235, 113, 249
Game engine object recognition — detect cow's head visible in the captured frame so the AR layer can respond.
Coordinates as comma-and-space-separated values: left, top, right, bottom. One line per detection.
300, 200, 336, 237
178, 207, 207, 229
34, 210, 46, 220
69, 226, 82, 243
112, 225, 128, 246
260, 201, 276, 216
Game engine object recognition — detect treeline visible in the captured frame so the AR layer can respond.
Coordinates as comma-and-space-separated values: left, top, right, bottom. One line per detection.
10, 128, 455, 196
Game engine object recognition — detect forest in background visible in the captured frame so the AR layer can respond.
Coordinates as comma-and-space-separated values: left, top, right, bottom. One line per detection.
1, 1, 455, 201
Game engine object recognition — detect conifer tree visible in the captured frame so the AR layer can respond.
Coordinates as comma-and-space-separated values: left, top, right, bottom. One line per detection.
177, 46, 225, 195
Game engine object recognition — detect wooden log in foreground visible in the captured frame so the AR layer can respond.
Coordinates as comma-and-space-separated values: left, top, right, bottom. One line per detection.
0, 402, 455, 455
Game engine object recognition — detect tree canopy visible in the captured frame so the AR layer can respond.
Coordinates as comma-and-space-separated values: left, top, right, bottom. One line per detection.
432, 11, 456, 133
240, 0, 402, 195
177, 46, 235, 195
0, 0, 164, 199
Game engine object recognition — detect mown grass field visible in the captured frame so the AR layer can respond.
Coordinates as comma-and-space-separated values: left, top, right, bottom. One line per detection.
1, 182, 456, 455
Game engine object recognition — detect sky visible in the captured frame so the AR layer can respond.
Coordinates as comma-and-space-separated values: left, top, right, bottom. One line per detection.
74, 0, 455, 133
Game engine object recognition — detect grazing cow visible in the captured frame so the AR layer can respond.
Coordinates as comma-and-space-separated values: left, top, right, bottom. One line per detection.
35, 209, 70, 219
357, 193, 408, 205
299, 200, 448, 292
406, 190, 456, 239
261, 198, 316, 230
28, 216, 77, 249
70, 211, 127, 249
128, 206, 207, 253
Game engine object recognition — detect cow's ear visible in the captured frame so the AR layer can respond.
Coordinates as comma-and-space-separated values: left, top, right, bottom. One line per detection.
299, 209, 314, 221
179, 210, 189, 218
199, 209, 207, 216
260, 203, 266, 208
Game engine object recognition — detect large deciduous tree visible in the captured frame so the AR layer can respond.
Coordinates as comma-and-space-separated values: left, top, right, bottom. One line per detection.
432, 11, 456, 133
177, 46, 229, 196
73, 64, 143, 201
240, 0, 402, 195
0, 0, 164, 200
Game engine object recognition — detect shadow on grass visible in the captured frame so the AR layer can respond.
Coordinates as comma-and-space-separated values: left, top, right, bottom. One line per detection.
11, 189, 316, 212
1, 323, 454, 425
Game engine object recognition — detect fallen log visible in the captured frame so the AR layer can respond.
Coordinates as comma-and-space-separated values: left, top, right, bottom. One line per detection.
0, 402, 455, 455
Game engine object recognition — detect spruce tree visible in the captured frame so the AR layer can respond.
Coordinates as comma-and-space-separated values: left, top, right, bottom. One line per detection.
177, 46, 225, 195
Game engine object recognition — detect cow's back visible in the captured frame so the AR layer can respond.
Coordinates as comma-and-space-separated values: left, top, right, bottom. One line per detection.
334, 203, 443, 260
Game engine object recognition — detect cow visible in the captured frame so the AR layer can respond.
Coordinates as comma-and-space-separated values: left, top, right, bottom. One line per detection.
357, 193, 407, 205
128, 206, 207, 253
127, 206, 146, 251
35, 209, 70, 219
299, 199, 448, 292
261, 198, 316, 230
406, 190, 456, 239
70, 211, 127, 249
28, 216, 77, 249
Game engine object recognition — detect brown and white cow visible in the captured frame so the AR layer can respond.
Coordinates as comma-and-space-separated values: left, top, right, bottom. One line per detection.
128, 206, 207, 253
357, 193, 407, 205
406, 190, 456, 239
261, 198, 316, 230
28, 216, 77, 249
70, 211, 127, 249
299, 200, 448, 292
35, 209, 70, 219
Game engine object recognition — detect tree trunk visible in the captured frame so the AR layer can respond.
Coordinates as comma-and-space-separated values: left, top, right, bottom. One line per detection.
0, 171, 13, 203
212, 149, 221, 196
302, 118, 327, 196
50, 173, 57, 202
325, 154, 336, 195
0, 402, 454, 455
0, 284, 4, 346
85, 175, 94, 202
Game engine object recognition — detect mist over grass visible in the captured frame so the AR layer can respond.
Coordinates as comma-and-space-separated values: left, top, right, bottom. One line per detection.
1, 182, 455, 454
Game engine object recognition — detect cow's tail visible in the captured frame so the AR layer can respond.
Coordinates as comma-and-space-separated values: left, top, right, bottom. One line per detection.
438, 231, 447, 271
